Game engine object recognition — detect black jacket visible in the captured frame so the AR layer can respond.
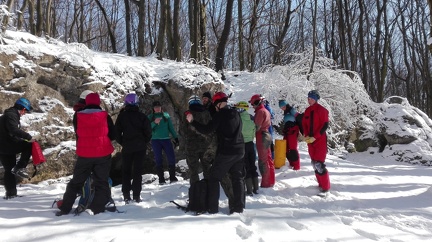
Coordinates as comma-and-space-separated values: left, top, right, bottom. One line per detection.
115, 106, 152, 153
0, 107, 32, 154
191, 106, 244, 155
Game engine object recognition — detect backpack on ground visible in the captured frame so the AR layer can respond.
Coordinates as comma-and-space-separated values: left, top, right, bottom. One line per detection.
170, 179, 208, 215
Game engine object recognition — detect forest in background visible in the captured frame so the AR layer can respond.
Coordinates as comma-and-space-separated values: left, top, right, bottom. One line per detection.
1, 0, 432, 117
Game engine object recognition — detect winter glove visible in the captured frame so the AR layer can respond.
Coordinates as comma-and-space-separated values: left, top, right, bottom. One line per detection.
172, 138, 179, 148
304, 136, 316, 144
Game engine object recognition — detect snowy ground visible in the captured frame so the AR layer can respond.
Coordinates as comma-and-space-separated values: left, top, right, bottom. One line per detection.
1, 142, 432, 242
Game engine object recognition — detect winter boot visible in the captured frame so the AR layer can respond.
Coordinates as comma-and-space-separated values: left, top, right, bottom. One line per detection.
252, 177, 259, 194
168, 165, 178, 183
245, 178, 253, 196
157, 168, 166, 185
11, 166, 29, 179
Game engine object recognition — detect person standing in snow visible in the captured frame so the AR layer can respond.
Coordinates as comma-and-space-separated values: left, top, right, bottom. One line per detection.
279, 99, 301, 170
115, 93, 152, 203
186, 92, 245, 214
148, 101, 179, 185
184, 95, 214, 184
263, 98, 276, 159
249, 94, 275, 188
0, 97, 35, 199
302, 90, 330, 192
234, 101, 259, 195
187, 92, 235, 207
56, 93, 116, 216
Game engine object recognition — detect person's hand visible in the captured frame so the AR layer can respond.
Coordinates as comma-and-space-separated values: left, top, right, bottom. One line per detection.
304, 136, 316, 144
186, 113, 193, 123
154, 117, 162, 124
172, 138, 179, 148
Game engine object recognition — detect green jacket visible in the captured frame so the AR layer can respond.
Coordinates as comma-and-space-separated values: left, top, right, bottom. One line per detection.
148, 112, 178, 140
239, 110, 255, 143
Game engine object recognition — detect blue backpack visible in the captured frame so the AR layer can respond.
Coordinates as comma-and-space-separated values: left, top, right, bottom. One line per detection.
74, 176, 118, 215
52, 176, 118, 215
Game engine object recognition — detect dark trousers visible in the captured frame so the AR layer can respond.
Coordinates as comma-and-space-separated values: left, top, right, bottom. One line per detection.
60, 155, 111, 214
151, 139, 176, 168
121, 150, 145, 198
244, 141, 258, 179
0, 154, 17, 196
207, 152, 245, 213
0, 141, 32, 196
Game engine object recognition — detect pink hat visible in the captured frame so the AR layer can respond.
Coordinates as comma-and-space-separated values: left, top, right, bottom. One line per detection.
85, 93, 100, 106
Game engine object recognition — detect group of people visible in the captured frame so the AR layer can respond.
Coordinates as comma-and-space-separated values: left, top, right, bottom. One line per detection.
0, 88, 330, 216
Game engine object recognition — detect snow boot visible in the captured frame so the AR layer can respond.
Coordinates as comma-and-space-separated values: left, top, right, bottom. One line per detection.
245, 178, 253, 196
168, 165, 178, 183
252, 177, 259, 194
157, 168, 166, 185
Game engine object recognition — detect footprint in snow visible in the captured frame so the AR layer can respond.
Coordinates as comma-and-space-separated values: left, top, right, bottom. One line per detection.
236, 225, 253, 240
286, 220, 309, 230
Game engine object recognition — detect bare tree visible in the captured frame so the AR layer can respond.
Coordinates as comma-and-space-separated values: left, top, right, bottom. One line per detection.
307, 0, 318, 79
215, 0, 233, 73
173, 0, 181, 61
94, 0, 117, 53
155, 0, 167, 60
2, 0, 16, 32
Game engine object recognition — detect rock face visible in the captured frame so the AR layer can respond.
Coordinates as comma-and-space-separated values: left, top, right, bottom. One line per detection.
0, 31, 223, 185
348, 96, 432, 165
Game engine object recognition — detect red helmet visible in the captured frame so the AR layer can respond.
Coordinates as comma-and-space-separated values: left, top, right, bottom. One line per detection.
249, 94, 263, 106
212, 92, 228, 104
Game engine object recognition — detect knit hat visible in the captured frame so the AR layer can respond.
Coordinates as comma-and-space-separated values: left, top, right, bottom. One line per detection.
278, 100, 288, 108
85, 93, 101, 106
202, 92, 212, 99
152, 101, 162, 107
307, 90, 320, 101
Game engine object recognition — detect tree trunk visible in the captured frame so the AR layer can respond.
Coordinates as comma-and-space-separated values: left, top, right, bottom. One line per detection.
45, 0, 53, 37
215, 0, 234, 73
28, 0, 36, 35
137, 0, 146, 56
17, 0, 28, 30
199, 0, 208, 64
36, 0, 43, 36
238, 0, 244, 71
124, 0, 132, 56
308, 0, 318, 79
2, 0, 15, 32
173, 0, 181, 61
94, 0, 117, 53
247, 0, 260, 72
165, 0, 175, 59
155, 0, 167, 60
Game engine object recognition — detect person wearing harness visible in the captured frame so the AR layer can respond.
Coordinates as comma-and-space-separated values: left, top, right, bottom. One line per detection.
302, 90, 330, 193
115, 93, 152, 203
56, 93, 116, 216
250, 94, 275, 188
186, 92, 245, 214
279, 99, 301, 170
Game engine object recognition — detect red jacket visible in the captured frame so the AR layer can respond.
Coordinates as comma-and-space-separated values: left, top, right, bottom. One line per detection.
302, 102, 329, 140
253, 104, 271, 132
76, 110, 114, 157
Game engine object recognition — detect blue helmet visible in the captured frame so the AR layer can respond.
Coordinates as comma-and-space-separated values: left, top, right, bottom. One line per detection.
15, 97, 32, 112
124, 93, 139, 106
